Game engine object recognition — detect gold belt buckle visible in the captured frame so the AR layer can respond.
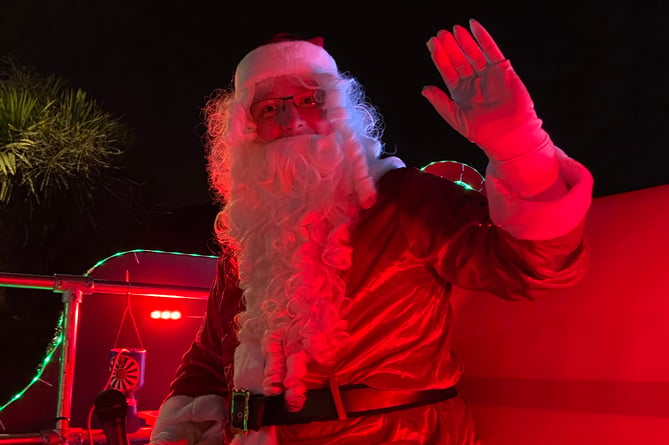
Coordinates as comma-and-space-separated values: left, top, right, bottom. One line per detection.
230, 387, 251, 435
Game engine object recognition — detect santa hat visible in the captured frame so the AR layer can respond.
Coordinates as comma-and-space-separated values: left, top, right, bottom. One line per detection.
233, 38, 340, 108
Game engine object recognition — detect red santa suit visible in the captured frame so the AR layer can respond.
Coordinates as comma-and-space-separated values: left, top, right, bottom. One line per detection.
154, 144, 592, 444
150, 20, 594, 445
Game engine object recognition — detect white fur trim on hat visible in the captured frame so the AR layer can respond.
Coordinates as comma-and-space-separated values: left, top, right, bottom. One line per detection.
233, 40, 339, 107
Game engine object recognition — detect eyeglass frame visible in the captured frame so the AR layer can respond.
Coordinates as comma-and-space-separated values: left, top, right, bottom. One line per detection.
250, 89, 326, 122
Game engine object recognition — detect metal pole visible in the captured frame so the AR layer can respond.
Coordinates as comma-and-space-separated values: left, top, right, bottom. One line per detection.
0, 272, 210, 299
54, 287, 83, 437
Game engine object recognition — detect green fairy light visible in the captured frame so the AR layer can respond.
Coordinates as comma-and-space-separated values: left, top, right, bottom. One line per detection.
0, 313, 64, 413
86, 249, 217, 276
420, 159, 484, 192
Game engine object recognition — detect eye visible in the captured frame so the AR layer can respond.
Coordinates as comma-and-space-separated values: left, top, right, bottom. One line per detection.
260, 103, 279, 115
251, 99, 281, 120
296, 94, 316, 107
295, 90, 324, 108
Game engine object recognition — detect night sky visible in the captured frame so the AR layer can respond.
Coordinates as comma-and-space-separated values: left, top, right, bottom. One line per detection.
3, 1, 667, 214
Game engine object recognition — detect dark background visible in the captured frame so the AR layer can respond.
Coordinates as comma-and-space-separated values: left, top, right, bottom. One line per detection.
1, 0, 667, 426
3, 1, 667, 218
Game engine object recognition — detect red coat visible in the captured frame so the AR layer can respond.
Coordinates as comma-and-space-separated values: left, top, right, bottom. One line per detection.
167, 167, 589, 444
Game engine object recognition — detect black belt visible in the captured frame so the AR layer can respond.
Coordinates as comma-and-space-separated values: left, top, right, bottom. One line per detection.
230, 384, 458, 433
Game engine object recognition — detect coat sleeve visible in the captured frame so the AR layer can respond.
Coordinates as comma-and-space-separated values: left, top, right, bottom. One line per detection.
150, 255, 242, 445
398, 155, 592, 301
167, 255, 242, 398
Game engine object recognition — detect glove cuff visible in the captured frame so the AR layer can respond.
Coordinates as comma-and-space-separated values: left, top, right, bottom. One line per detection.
486, 135, 561, 198
485, 147, 593, 240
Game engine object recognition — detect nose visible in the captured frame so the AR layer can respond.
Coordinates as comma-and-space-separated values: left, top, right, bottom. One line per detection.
275, 102, 306, 136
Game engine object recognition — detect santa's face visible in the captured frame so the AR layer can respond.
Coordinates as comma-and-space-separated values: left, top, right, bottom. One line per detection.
251, 75, 334, 142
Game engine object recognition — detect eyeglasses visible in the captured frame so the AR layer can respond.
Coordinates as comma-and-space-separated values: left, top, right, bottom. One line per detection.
250, 89, 326, 122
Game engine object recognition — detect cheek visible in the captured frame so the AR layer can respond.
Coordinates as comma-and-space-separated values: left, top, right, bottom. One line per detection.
307, 110, 333, 136
256, 121, 280, 142
313, 119, 334, 136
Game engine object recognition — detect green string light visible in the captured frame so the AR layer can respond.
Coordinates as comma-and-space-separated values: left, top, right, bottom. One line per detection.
85, 248, 218, 276
453, 180, 475, 191
0, 312, 64, 413
420, 160, 484, 192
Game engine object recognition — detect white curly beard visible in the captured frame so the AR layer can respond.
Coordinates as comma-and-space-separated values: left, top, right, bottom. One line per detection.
222, 132, 360, 413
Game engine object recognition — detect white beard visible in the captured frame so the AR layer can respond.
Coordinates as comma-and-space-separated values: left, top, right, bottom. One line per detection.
222, 132, 360, 412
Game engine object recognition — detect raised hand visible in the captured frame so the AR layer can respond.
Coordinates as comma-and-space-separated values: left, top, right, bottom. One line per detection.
422, 19, 548, 162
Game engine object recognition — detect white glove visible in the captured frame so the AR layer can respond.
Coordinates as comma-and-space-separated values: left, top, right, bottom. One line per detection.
421, 19, 550, 162
423, 19, 565, 198
150, 395, 225, 445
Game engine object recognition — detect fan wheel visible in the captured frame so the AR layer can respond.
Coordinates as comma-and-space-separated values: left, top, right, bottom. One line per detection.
109, 354, 141, 393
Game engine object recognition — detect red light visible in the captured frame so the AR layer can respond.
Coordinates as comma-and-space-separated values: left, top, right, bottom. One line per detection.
150, 310, 182, 320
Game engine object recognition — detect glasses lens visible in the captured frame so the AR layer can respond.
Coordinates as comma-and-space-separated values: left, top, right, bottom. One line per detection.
251, 99, 282, 121
293, 90, 325, 108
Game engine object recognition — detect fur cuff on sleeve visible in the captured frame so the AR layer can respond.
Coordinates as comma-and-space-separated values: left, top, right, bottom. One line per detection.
150, 395, 226, 445
485, 148, 593, 240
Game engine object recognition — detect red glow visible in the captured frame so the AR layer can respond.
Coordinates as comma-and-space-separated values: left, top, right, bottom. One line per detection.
451, 184, 669, 444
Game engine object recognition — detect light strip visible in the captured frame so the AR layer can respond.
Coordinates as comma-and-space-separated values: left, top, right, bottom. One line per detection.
85, 249, 217, 276
0, 312, 64, 413
420, 159, 484, 192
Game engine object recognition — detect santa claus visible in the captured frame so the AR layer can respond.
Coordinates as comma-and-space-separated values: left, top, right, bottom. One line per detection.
150, 20, 593, 445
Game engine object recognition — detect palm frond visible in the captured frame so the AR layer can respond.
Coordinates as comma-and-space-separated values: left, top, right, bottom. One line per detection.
0, 57, 133, 206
